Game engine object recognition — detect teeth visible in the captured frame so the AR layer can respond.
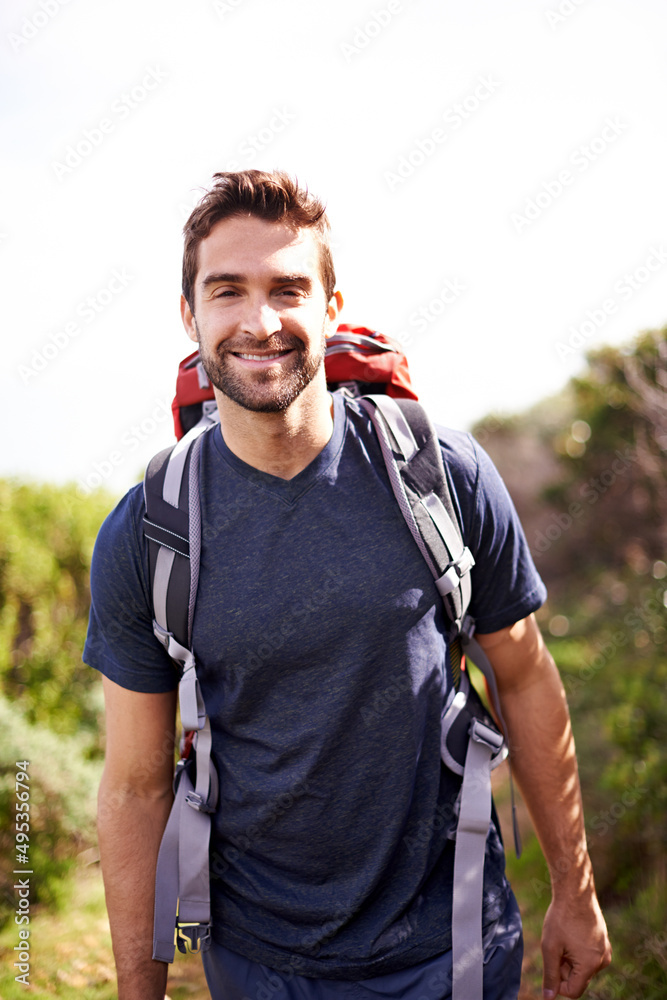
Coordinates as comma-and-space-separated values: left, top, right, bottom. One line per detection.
237, 352, 287, 360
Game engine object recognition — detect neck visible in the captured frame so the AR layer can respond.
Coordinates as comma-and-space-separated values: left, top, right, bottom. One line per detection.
214, 374, 335, 480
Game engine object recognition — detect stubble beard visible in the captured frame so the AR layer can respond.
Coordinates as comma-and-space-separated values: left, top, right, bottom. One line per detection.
195, 320, 327, 414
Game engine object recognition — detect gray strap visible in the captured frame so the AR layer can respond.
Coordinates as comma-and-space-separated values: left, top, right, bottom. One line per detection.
153, 547, 175, 632
359, 398, 437, 577
463, 632, 523, 858
152, 773, 188, 962
163, 411, 216, 509
163, 430, 196, 508
152, 642, 217, 962
177, 745, 214, 927
327, 332, 395, 353
421, 492, 465, 560
187, 435, 204, 646
452, 719, 503, 1000
196, 360, 210, 389
368, 395, 418, 461
152, 751, 216, 961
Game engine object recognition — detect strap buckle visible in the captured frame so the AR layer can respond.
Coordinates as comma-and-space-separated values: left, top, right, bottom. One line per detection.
185, 790, 216, 814
176, 922, 212, 954
435, 547, 475, 597
469, 718, 505, 755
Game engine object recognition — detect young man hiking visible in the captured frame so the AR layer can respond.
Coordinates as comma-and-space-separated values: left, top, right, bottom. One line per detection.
85, 170, 611, 1000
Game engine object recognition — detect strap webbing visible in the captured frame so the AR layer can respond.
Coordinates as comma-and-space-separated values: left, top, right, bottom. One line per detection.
451, 719, 503, 1000
144, 417, 218, 964
359, 393, 521, 1000
359, 397, 438, 577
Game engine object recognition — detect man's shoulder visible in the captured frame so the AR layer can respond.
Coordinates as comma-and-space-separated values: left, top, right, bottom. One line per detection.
94, 482, 146, 556
341, 392, 481, 492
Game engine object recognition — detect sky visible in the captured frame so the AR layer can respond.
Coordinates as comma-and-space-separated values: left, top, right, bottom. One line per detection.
3, 0, 667, 498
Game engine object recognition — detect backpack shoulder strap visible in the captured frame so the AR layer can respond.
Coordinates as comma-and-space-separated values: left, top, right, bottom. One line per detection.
361, 393, 521, 1000
142, 415, 219, 963
359, 394, 475, 643
143, 421, 207, 651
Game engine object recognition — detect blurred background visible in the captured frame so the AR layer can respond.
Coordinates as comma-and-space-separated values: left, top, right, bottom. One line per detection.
1, 1, 665, 996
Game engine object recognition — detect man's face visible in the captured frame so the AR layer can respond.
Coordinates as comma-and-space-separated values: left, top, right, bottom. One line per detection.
182, 215, 337, 413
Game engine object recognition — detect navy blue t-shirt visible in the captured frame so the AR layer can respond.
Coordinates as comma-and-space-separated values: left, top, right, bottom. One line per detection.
84, 391, 546, 979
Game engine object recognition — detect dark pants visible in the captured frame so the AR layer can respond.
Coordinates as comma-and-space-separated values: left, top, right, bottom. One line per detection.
202, 889, 523, 1000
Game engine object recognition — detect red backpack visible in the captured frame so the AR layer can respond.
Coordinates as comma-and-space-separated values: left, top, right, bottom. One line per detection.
171, 324, 417, 440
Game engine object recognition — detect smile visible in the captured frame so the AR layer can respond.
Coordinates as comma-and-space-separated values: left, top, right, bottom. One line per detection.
235, 352, 290, 360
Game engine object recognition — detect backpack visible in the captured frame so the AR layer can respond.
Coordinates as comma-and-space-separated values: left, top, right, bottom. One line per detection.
142, 326, 520, 1000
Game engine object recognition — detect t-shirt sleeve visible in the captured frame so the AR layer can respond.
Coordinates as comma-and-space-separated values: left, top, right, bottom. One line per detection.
83, 485, 179, 693
439, 429, 547, 635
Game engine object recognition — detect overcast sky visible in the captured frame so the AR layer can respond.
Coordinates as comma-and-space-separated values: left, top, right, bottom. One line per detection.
3, 0, 666, 498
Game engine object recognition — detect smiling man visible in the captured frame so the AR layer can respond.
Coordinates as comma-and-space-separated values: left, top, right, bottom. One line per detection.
85, 170, 610, 1000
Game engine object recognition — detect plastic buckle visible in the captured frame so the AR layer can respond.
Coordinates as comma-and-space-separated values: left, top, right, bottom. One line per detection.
436, 548, 476, 598
469, 719, 504, 754
176, 922, 212, 954
185, 790, 216, 814
435, 565, 460, 597
152, 620, 171, 651
457, 546, 476, 575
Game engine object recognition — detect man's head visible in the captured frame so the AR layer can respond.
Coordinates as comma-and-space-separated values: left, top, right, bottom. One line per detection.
180, 171, 342, 415
182, 170, 335, 314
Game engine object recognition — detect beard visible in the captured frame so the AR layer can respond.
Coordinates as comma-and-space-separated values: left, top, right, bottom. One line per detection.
196, 324, 327, 413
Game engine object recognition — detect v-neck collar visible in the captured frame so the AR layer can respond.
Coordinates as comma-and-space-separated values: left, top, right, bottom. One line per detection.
211, 391, 346, 505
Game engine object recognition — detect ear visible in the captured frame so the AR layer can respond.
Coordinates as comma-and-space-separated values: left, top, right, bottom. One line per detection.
325, 291, 344, 337
181, 294, 198, 343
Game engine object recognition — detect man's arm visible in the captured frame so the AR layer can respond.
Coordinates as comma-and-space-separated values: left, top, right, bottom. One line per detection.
98, 675, 178, 1000
476, 614, 612, 1000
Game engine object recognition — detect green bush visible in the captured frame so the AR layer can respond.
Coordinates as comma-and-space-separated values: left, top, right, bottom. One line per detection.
0, 694, 103, 929
0, 480, 115, 755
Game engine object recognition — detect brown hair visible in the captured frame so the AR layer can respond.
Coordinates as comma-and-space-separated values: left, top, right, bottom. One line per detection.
182, 170, 336, 310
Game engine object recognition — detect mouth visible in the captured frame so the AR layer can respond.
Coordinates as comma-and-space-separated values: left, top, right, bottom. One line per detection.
230, 348, 296, 366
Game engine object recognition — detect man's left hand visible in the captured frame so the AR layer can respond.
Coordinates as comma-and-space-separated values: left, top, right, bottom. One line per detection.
541, 888, 612, 998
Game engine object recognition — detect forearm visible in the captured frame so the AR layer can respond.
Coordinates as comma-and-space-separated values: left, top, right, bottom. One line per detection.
498, 648, 593, 896
478, 613, 611, 995
98, 771, 173, 1000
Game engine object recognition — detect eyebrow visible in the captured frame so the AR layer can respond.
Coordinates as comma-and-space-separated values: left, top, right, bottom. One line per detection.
200, 272, 313, 290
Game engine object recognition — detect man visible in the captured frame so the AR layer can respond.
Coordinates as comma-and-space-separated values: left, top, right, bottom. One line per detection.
85, 170, 611, 1000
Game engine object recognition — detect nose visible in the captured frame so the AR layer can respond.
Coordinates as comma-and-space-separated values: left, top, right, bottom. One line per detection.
241, 298, 282, 340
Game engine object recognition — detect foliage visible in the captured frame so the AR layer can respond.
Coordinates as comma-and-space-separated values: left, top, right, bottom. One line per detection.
478, 326, 667, 996
0, 480, 115, 755
0, 694, 102, 930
